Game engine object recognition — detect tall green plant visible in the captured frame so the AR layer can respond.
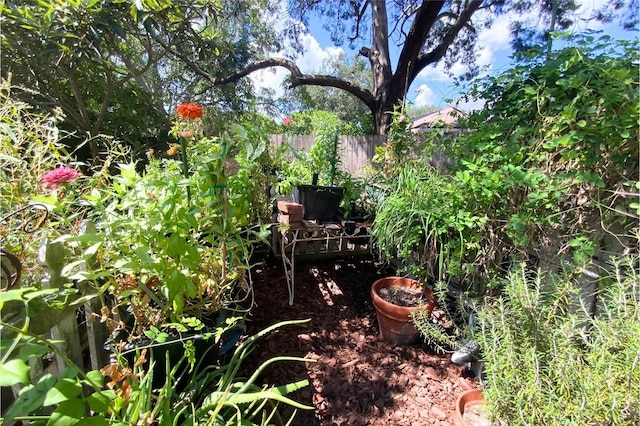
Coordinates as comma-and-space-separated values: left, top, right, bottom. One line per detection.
477, 257, 640, 425
309, 126, 340, 186
1, 287, 313, 425
424, 34, 639, 278
371, 160, 486, 282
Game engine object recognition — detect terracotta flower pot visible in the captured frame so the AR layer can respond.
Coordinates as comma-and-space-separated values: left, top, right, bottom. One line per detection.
454, 389, 487, 426
370, 276, 435, 345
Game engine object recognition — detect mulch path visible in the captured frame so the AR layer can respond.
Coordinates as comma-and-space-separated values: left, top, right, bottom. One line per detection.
239, 255, 478, 426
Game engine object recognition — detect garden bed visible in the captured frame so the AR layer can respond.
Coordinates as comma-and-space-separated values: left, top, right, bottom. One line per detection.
241, 256, 477, 425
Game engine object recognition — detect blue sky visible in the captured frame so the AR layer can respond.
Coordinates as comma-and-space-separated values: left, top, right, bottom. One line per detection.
251, 1, 637, 112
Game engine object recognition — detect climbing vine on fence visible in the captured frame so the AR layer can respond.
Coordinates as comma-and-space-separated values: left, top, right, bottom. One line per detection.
424, 34, 639, 280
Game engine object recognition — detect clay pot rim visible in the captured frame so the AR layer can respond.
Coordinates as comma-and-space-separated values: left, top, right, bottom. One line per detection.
370, 276, 435, 313
454, 388, 486, 425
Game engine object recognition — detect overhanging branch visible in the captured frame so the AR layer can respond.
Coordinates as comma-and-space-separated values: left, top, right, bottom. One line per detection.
412, 0, 483, 80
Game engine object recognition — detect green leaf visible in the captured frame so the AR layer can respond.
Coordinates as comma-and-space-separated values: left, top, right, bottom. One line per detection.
43, 378, 83, 406
48, 399, 86, 425
0, 359, 30, 386
75, 416, 110, 426
133, 246, 154, 264
85, 370, 104, 388
86, 390, 116, 415
3, 384, 47, 422
36, 373, 57, 392
18, 342, 50, 359
0, 290, 26, 305
24, 288, 59, 300
230, 123, 247, 139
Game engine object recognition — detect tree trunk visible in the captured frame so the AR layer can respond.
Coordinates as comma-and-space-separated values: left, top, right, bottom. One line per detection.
370, 0, 393, 136
373, 101, 391, 135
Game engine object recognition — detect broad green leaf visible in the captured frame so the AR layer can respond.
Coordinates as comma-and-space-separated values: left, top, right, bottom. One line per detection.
43, 378, 83, 406
18, 342, 49, 359
36, 373, 57, 392
85, 370, 104, 388
0, 359, 30, 386
85, 389, 116, 415
24, 288, 59, 300
0, 288, 30, 303
48, 399, 86, 425
230, 123, 247, 139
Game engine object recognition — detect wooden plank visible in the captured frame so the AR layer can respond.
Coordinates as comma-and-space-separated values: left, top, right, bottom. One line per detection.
84, 298, 109, 370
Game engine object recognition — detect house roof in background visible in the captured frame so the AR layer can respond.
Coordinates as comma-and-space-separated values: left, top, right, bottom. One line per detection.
411, 106, 467, 129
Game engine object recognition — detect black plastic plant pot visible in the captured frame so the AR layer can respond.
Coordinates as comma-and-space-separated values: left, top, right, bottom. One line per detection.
108, 326, 242, 391
298, 184, 345, 221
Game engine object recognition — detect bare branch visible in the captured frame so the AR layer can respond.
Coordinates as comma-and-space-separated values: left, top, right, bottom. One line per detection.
290, 72, 376, 111
412, 0, 483, 80
349, 1, 371, 44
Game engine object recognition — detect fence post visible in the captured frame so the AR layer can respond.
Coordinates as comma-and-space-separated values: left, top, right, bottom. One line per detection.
79, 220, 110, 370
38, 238, 85, 371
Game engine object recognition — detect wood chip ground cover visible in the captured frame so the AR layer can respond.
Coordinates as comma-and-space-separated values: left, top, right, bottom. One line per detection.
240, 256, 478, 425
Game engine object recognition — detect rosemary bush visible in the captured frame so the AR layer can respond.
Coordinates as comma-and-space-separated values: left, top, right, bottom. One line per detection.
477, 256, 640, 425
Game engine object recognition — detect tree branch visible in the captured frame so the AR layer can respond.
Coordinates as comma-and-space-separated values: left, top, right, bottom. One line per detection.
412, 0, 483, 80
349, 0, 371, 44
391, 0, 445, 103
290, 73, 376, 111
157, 27, 377, 113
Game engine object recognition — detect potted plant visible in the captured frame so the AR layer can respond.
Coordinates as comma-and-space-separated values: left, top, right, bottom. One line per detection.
370, 276, 435, 345
277, 113, 349, 222
454, 388, 488, 426
296, 125, 345, 221
78, 105, 269, 366
368, 110, 483, 348
370, 160, 447, 280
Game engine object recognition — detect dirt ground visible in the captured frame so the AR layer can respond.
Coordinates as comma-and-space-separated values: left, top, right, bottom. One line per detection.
240, 255, 478, 426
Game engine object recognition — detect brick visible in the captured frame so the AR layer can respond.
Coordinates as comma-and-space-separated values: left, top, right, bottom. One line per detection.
277, 201, 303, 215
278, 212, 304, 224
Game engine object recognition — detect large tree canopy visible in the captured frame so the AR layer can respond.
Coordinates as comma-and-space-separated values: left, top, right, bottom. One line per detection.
175, 0, 589, 134
0, 0, 281, 156
3, 0, 636, 145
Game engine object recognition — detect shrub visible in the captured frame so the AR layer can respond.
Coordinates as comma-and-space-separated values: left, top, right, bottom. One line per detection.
477, 255, 640, 425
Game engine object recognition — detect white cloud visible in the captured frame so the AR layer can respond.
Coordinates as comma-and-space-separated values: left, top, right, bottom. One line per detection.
478, 14, 513, 51
250, 67, 289, 99
297, 33, 344, 73
412, 84, 436, 107
250, 32, 344, 100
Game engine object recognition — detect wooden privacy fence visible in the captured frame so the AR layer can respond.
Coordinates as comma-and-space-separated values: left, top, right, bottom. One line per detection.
270, 130, 459, 176
270, 134, 387, 176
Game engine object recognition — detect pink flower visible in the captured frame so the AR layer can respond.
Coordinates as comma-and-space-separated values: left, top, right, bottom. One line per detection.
283, 117, 292, 126
41, 166, 83, 190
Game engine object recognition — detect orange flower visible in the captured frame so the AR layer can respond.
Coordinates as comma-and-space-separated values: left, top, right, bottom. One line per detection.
176, 103, 203, 120
167, 144, 180, 156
